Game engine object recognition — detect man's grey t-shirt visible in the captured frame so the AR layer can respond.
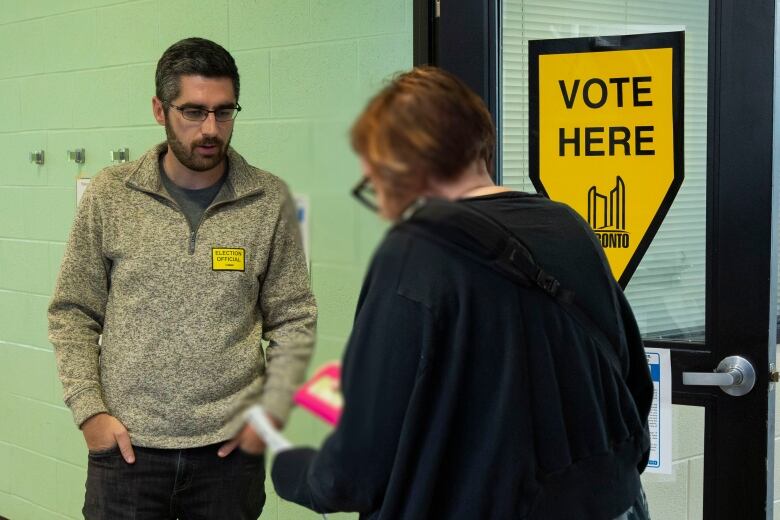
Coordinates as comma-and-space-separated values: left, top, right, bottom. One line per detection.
159, 159, 226, 231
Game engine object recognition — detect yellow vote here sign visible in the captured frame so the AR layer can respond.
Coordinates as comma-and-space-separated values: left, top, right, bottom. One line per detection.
529, 32, 683, 287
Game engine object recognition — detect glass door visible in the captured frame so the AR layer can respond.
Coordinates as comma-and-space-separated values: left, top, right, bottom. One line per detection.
416, 0, 778, 517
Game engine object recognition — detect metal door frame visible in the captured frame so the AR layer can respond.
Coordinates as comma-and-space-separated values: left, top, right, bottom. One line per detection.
415, 0, 778, 516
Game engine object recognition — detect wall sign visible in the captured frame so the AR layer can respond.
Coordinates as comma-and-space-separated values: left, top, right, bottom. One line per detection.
294, 193, 310, 268
529, 32, 684, 287
644, 347, 672, 474
76, 177, 91, 205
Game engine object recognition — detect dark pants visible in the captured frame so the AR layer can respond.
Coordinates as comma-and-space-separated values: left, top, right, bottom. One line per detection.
614, 486, 651, 520
83, 443, 266, 520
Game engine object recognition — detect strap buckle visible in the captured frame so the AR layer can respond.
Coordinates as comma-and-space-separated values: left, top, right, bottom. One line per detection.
535, 270, 561, 297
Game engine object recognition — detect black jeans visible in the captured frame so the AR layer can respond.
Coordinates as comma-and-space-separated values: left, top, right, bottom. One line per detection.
83, 443, 266, 520
614, 486, 651, 520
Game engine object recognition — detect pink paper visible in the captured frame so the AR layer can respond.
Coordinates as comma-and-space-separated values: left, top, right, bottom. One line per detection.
294, 362, 343, 426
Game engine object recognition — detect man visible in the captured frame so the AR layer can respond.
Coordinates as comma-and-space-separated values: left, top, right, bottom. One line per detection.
48, 37, 316, 519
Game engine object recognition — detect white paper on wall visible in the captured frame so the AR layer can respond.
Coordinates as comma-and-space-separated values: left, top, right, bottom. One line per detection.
76, 178, 92, 205
293, 193, 311, 268
643, 347, 673, 474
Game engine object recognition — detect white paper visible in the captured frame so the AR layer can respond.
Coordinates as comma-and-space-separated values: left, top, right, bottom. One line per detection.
643, 347, 672, 474
245, 405, 293, 454
293, 193, 310, 268
77, 177, 92, 205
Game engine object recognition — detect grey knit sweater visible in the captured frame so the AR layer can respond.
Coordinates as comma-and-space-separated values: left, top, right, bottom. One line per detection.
48, 143, 317, 448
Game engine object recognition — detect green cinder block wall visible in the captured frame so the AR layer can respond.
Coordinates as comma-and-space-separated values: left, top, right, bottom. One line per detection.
0, 1, 412, 518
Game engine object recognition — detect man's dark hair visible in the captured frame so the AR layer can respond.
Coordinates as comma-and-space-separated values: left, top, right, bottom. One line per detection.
155, 37, 240, 104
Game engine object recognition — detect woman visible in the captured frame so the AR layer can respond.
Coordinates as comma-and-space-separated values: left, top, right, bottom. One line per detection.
270, 66, 652, 519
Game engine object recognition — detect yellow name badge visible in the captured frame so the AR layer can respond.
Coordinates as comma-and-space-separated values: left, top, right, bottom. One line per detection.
212, 248, 245, 271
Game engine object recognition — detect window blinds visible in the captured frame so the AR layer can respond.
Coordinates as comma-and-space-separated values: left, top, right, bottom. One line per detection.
501, 0, 709, 338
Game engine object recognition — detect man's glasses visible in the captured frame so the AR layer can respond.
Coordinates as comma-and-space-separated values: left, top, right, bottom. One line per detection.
351, 177, 378, 212
167, 103, 242, 122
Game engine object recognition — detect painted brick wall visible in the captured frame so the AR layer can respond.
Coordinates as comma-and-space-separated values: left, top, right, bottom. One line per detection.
0, 1, 412, 518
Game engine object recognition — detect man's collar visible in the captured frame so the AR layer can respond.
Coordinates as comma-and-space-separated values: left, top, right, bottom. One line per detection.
126, 142, 265, 200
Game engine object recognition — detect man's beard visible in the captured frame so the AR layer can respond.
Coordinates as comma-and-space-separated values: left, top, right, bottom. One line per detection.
165, 120, 232, 172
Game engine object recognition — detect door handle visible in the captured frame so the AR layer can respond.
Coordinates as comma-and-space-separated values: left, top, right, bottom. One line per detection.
682, 355, 756, 396
683, 370, 740, 386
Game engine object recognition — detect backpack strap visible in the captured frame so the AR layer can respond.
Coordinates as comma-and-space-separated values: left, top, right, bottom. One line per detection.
400, 198, 574, 303
398, 198, 620, 369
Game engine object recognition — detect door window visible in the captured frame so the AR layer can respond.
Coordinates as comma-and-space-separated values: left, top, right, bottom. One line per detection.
501, 0, 708, 340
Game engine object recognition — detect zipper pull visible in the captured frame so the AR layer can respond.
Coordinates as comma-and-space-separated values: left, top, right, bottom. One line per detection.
189, 231, 196, 254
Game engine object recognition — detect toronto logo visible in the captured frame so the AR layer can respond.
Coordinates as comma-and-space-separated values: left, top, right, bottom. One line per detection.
587, 176, 629, 248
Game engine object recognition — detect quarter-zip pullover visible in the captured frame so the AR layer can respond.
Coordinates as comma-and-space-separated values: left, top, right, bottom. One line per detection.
49, 143, 317, 448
